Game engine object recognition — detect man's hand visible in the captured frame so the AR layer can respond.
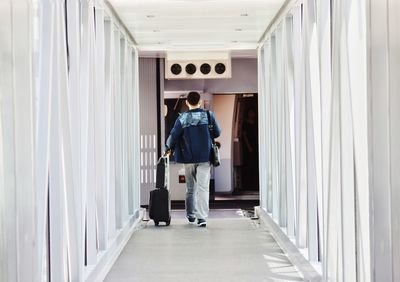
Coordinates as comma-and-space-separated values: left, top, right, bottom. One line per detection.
164, 149, 173, 157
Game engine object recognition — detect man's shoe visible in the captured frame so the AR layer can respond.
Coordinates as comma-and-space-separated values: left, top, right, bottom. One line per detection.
197, 219, 206, 227
188, 217, 196, 224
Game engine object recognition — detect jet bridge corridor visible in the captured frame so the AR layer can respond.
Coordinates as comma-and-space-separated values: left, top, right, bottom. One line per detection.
1, 0, 400, 282
105, 210, 316, 282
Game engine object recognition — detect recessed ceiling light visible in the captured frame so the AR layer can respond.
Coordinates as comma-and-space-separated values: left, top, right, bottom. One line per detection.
235, 28, 242, 31
241, 13, 248, 17
146, 15, 155, 18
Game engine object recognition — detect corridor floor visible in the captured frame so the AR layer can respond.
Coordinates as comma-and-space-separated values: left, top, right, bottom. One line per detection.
104, 210, 307, 282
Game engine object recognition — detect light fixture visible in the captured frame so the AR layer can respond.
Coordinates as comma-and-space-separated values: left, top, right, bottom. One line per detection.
240, 13, 248, 17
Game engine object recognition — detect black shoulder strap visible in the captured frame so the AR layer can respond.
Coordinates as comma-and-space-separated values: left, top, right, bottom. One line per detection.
206, 111, 216, 144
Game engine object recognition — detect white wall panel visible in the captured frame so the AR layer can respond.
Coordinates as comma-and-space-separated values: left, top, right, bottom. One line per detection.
0, 1, 141, 281
259, 0, 371, 280
368, 0, 400, 281
0, 1, 36, 281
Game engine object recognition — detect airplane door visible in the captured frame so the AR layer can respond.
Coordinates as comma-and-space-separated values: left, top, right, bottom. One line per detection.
213, 94, 235, 193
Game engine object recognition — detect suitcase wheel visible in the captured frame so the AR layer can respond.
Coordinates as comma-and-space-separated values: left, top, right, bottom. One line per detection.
166, 219, 171, 226
154, 221, 159, 226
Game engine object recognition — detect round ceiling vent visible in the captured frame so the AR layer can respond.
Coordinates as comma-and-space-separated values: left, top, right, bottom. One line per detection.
185, 63, 197, 75
200, 63, 211, 74
215, 63, 226, 74
170, 63, 182, 75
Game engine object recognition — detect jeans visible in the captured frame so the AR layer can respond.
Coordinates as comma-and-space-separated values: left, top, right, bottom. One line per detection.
184, 162, 211, 220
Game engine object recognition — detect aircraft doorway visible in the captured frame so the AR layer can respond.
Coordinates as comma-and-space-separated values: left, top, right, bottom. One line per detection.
213, 93, 259, 196
163, 92, 259, 209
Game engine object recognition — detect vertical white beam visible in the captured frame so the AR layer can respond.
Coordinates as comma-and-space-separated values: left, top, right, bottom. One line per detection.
326, 0, 345, 278
114, 28, 123, 228
346, 0, 369, 281
284, 16, 296, 238
276, 24, 287, 228
291, 5, 303, 247
127, 48, 134, 215
270, 35, 279, 220
297, 2, 308, 249
49, 83, 66, 282
66, 0, 84, 279
261, 44, 270, 212
368, 0, 393, 281
11, 1, 36, 281
316, 0, 332, 270
49, 4, 68, 279
105, 20, 117, 240
257, 46, 267, 211
35, 1, 54, 280
94, 6, 108, 251
121, 38, 129, 222
264, 41, 273, 213
85, 1, 98, 265
0, 3, 18, 278
0, 92, 6, 282
388, 0, 400, 280
79, 2, 90, 270
1, 0, 37, 281
302, 0, 319, 262
133, 50, 141, 212
57, 0, 82, 279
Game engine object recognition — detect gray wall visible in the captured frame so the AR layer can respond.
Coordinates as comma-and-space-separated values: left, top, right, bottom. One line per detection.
164, 58, 258, 93
139, 58, 159, 205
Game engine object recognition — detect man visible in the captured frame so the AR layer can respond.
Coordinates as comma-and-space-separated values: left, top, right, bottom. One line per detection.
166, 91, 221, 227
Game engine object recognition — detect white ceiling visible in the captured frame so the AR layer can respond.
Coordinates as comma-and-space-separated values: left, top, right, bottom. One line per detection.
108, 0, 285, 57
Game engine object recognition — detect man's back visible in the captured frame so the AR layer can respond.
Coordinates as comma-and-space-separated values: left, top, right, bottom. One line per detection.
165, 91, 221, 227
166, 108, 221, 164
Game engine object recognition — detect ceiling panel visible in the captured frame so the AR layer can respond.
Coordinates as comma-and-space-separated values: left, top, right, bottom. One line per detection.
108, 0, 285, 57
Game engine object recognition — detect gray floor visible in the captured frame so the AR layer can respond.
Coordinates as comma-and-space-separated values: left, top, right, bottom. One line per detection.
105, 210, 306, 282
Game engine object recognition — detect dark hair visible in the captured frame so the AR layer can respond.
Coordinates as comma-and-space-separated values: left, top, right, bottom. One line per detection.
187, 91, 201, 106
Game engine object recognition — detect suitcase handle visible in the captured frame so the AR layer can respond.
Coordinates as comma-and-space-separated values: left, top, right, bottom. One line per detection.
163, 149, 172, 157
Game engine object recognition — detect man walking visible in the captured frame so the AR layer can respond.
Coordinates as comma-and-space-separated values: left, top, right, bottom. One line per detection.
166, 91, 221, 227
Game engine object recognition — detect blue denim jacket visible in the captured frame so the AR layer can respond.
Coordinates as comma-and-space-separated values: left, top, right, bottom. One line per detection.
166, 109, 221, 164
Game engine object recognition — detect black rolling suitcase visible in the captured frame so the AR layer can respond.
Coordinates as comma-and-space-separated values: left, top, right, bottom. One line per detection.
149, 155, 171, 226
